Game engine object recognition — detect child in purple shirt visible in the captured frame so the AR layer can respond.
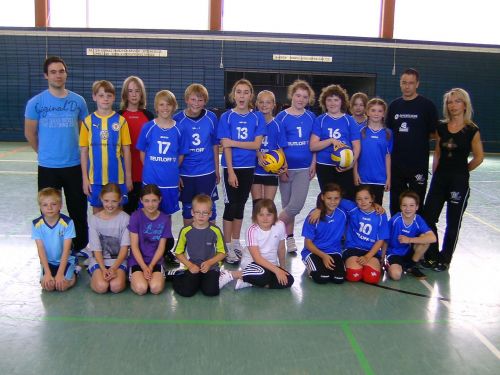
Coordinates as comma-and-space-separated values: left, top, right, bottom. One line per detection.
128, 184, 173, 295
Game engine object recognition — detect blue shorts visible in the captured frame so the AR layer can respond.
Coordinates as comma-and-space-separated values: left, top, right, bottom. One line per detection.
88, 184, 128, 207
158, 187, 180, 215
88, 263, 128, 276
41, 258, 77, 281
179, 173, 218, 220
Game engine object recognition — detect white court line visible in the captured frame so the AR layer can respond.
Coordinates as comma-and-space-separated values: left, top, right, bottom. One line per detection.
464, 212, 500, 233
0, 171, 37, 175
0, 159, 37, 163
420, 279, 500, 360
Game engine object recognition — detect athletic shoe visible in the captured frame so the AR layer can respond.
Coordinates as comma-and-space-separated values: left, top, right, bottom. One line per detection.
286, 237, 297, 253
225, 247, 240, 264
74, 265, 82, 275
234, 279, 252, 290
406, 266, 427, 280
434, 263, 449, 272
232, 241, 243, 259
420, 259, 436, 269
219, 270, 234, 289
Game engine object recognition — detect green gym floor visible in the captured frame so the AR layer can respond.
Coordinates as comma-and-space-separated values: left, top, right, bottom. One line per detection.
0, 142, 499, 375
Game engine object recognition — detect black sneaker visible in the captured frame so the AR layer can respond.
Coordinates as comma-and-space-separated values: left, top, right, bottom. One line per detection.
420, 259, 436, 269
407, 267, 427, 280
434, 263, 449, 272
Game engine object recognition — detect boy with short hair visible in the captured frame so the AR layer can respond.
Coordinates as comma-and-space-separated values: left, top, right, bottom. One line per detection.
173, 194, 227, 297
32, 188, 77, 291
382, 190, 437, 280
79, 80, 132, 214
173, 84, 220, 226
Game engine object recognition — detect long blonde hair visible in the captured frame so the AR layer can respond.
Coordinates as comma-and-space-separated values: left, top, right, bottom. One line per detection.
443, 88, 474, 125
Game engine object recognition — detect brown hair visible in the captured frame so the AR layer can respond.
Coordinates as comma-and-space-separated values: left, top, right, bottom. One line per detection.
399, 190, 420, 207
192, 194, 212, 208
92, 80, 115, 96
287, 80, 315, 106
317, 183, 342, 221
362, 97, 391, 141
319, 84, 349, 113
228, 79, 254, 109
140, 184, 162, 200
252, 198, 278, 225
99, 183, 122, 200
350, 92, 368, 112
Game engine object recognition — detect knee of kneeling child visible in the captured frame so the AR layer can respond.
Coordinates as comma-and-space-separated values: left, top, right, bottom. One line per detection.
346, 267, 363, 282
362, 266, 381, 284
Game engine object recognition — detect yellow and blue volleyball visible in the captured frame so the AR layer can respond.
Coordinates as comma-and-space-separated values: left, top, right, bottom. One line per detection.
262, 149, 285, 174
331, 144, 354, 168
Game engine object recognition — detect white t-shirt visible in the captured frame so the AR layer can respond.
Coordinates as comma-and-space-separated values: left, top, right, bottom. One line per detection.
240, 220, 287, 269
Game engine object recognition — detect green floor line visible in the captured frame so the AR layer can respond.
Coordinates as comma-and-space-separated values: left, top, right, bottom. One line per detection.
342, 323, 375, 375
0, 315, 450, 326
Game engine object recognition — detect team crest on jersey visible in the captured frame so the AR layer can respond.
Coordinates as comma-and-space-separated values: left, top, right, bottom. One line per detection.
111, 122, 121, 131
398, 122, 409, 132
394, 114, 399, 120
450, 191, 462, 203
100, 130, 109, 140
414, 174, 425, 184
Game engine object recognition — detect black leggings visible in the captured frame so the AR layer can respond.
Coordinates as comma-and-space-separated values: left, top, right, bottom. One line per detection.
223, 167, 254, 221
316, 163, 355, 200
390, 167, 428, 216
423, 172, 470, 265
172, 269, 220, 297
242, 262, 294, 289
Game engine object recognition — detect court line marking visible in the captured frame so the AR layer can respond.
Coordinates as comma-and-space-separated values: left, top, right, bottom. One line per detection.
0, 159, 37, 163
370, 283, 451, 301
342, 323, 375, 375
0, 145, 31, 159
0, 315, 449, 326
0, 171, 37, 175
420, 279, 500, 360
463, 211, 500, 233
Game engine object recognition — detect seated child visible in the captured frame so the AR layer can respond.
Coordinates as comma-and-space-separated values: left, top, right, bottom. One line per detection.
219, 199, 294, 290
87, 183, 130, 294
32, 188, 77, 292
301, 183, 346, 284
128, 184, 172, 295
382, 190, 437, 280
173, 194, 226, 297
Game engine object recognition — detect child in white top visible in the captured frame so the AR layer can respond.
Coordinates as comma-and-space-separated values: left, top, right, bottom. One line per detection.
219, 199, 294, 290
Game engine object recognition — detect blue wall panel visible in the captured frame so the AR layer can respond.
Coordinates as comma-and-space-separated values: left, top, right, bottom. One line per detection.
0, 28, 498, 151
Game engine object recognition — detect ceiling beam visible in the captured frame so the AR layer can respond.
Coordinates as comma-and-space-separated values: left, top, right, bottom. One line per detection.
379, 0, 395, 39
209, 0, 223, 31
35, 0, 49, 27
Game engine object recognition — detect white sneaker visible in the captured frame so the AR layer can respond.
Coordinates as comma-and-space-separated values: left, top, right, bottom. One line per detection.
225, 247, 240, 264
234, 279, 252, 290
286, 237, 297, 253
219, 270, 234, 289
232, 240, 243, 259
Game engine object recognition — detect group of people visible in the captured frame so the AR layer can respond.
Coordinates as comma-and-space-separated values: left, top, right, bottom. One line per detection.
25, 56, 484, 296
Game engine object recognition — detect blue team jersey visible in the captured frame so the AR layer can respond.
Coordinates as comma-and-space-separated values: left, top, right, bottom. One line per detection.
79, 111, 131, 185
341, 199, 389, 253
276, 110, 316, 170
386, 213, 431, 256
301, 207, 347, 259
25, 89, 89, 168
136, 120, 190, 188
218, 110, 266, 168
31, 213, 76, 265
255, 117, 287, 176
312, 113, 360, 165
174, 110, 219, 177
357, 127, 393, 185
